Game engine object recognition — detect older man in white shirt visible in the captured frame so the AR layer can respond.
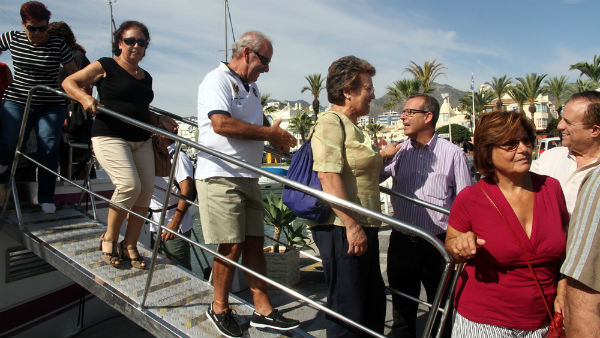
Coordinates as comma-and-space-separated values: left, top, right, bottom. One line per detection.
531, 91, 600, 214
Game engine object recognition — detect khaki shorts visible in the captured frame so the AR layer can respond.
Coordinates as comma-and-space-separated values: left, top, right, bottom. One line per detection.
196, 177, 264, 244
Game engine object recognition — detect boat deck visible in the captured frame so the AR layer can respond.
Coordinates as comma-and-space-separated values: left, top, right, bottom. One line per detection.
0, 206, 312, 337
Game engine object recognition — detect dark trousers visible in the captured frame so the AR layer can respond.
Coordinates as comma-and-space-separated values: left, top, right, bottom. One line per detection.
387, 231, 452, 338
150, 230, 192, 270
312, 225, 386, 338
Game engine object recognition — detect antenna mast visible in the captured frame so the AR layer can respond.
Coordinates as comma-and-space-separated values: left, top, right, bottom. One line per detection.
224, 0, 228, 61
108, 0, 117, 57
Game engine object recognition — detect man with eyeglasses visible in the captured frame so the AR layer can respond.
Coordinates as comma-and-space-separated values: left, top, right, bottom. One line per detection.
195, 30, 298, 338
381, 94, 471, 338
529, 91, 600, 336
531, 91, 600, 215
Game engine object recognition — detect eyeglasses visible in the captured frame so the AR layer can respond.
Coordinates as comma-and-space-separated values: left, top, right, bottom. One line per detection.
497, 137, 533, 151
122, 37, 148, 48
363, 85, 375, 94
26, 25, 48, 32
250, 48, 270, 66
401, 109, 428, 117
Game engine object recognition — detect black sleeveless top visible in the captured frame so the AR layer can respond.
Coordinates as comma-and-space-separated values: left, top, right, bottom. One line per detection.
91, 57, 154, 141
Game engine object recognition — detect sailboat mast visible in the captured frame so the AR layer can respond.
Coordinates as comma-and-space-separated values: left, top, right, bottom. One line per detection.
224, 0, 228, 61
108, 0, 116, 57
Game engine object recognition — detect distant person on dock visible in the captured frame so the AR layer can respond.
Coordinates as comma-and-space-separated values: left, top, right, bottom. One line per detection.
531, 91, 600, 215
63, 20, 159, 269
381, 94, 471, 338
0, 1, 77, 214
310, 55, 401, 338
195, 30, 298, 337
148, 117, 194, 270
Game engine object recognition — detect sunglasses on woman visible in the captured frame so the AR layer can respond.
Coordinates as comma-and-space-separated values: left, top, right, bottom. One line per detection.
26, 25, 48, 32
122, 37, 148, 48
497, 137, 533, 151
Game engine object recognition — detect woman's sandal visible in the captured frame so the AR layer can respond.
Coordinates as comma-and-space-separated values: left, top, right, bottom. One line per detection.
119, 241, 147, 269
99, 234, 120, 267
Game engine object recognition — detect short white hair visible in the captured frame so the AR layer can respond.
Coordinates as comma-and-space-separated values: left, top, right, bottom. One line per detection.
231, 31, 272, 58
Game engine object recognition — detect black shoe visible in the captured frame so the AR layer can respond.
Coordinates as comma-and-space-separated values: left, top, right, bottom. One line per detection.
250, 308, 300, 331
206, 303, 242, 338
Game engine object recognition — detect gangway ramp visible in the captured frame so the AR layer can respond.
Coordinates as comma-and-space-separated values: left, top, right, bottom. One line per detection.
0, 206, 310, 337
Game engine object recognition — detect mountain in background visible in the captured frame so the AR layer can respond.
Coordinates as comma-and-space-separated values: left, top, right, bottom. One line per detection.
187, 82, 469, 119
369, 82, 467, 118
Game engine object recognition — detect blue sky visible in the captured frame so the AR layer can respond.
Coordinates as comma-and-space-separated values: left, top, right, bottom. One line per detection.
1, 0, 598, 117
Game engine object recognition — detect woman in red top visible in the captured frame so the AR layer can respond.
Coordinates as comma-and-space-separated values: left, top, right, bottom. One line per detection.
445, 110, 568, 337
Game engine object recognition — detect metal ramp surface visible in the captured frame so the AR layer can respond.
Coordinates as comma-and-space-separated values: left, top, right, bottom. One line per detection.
1, 206, 309, 337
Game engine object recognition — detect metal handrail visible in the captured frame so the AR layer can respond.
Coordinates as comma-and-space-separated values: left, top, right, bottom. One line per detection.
4, 85, 458, 338
150, 105, 452, 217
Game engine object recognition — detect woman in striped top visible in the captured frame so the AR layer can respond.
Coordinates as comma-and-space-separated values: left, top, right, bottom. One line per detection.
0, 1, 77, 214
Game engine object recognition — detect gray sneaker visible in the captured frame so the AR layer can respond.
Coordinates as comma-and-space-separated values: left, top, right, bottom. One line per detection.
250, 308, 299, 331
206, 303, 242, 338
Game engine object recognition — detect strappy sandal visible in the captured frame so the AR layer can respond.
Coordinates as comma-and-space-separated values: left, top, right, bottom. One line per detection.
99, 233, 120, 267
119, 241, 147, 269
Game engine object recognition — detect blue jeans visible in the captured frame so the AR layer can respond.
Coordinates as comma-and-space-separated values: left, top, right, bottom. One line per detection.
0, 100, 66, 203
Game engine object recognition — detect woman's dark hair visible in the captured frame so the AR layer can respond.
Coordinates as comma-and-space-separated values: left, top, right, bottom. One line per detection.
326, 56, 376, 105
48, 21, 86, 53
473, 110, 536, 177
112, 20, 150, 56
20, 1, 51, 23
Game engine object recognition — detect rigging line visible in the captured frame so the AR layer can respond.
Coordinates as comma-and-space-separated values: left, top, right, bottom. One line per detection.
226, 0, 235, 42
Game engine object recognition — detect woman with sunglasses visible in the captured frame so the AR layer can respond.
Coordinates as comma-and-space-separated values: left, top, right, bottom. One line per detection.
63, 21, 155, 269
0, 1, 77, 214
445, 110, 568, 337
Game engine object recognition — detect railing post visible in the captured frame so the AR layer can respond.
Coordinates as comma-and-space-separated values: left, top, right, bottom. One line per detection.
140, 141, 182, 308
1, 87, 37, 222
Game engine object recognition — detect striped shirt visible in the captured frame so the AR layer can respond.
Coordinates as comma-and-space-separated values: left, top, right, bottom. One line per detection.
0, 31, 73, 105
561, 165, 600, 292
381, 134, 472, 235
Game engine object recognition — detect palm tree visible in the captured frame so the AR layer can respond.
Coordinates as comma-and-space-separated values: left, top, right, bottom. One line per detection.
508, 85, 527, 114
573, 78, 598, 93
570, 55, 600, 84
458, 89, 495, 120
516, 73, 547, 119
366, 123, 385, 145
301, 73, 325, 122
404, 59, 446, 93
384, 78, 421, 110
485, 75, 512, 110
287, 111, 314, 143
543, 75, 569, 117
261, 93, 271, 107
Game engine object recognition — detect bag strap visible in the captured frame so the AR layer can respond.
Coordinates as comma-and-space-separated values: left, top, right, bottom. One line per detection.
477, 182, 557, 327
307, 111, 346, 143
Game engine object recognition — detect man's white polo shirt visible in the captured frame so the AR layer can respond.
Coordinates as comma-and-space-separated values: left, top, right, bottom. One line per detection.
195, 62, 263, 179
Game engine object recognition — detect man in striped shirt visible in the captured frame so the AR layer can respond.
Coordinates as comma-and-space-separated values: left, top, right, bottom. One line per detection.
561, 137, 600, 335
381, 94, 471, 338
